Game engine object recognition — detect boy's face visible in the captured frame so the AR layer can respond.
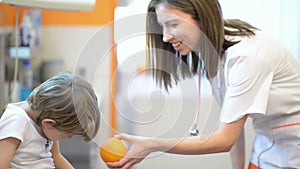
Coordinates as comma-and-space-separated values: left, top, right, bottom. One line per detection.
41, 119, 75, 141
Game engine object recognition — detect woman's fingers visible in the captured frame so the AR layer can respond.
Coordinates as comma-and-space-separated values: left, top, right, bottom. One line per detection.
107, 133, 151, 169
114, 133, 132, 146
107, 156, 144, 169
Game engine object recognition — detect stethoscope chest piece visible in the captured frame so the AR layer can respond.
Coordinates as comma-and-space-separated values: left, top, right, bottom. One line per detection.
189, 124, 199, 136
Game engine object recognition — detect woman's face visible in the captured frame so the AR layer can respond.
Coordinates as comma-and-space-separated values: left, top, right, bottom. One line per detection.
155, 4, 202, 55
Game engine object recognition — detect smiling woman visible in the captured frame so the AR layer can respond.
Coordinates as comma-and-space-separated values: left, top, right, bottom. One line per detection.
104, 1, 300, 169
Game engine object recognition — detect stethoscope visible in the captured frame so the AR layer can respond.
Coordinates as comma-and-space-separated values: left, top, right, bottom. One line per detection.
188, 66, 201, 136
188, 53, 202, 136
188, 54, 222, 137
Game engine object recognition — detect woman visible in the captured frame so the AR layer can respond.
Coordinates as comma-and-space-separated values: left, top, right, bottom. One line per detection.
0, 72, 101, 169
107, 0, 300, 169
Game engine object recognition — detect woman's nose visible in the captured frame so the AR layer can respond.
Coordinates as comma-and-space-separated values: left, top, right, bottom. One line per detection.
162, 28, 173, 42
163, 33, 173, 42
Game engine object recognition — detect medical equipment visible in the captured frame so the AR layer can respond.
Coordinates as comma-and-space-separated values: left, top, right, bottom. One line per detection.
188, 54, 222, 137
188, 71, 201, 136
188, 53, 202, 136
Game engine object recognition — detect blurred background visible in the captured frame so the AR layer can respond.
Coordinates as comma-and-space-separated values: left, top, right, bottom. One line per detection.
0, 0, 299, 168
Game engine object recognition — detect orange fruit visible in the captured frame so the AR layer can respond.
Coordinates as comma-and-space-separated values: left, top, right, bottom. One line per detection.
100, 137, 127, 162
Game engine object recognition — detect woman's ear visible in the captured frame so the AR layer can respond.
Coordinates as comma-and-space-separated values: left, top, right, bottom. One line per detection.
41, 119, 56, 128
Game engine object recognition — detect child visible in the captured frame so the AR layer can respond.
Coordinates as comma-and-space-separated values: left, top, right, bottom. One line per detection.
0, 72, 100, 169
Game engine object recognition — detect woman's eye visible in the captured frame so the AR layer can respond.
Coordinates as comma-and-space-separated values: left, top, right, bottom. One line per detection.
170, 23, 178, 28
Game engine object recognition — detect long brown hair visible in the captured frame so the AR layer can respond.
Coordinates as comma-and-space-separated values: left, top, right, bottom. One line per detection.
146, 0, 257, 91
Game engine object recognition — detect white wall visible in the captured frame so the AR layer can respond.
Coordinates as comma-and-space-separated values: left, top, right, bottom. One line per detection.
220, 0, 300, 58
39, 25, 113, 98
39, 26, 114, 168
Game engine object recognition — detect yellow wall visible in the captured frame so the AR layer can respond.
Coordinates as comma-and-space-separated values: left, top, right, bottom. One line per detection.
0, 0, 116, 26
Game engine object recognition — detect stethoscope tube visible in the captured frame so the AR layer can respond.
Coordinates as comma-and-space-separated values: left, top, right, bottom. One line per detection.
189, 55, 222, 137
188, 53, 202, 136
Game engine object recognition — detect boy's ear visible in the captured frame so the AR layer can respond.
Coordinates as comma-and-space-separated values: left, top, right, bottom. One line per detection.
41, 119, 56, 127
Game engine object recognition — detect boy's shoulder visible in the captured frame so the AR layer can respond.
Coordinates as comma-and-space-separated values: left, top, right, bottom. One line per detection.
3, 104, 28, 118
0, 104, 31, 128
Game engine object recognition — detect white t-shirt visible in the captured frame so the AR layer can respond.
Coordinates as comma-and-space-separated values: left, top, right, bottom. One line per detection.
218, 31, 300, 168
0, 104, 55, 169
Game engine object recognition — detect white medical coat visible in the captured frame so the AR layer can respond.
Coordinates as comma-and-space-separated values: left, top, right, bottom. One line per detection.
218, 31, 300, 168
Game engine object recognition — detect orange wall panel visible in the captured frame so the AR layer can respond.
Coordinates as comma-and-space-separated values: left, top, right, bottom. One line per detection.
0, 5, 26, 26
0, 5, 14, 26
0, 0, 116, 26
42, 0, 116, 25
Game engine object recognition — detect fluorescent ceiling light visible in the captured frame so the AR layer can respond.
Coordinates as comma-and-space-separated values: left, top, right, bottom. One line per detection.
0, 0, 96, 12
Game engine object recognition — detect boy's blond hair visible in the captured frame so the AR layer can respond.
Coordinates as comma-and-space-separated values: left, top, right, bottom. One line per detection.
27, 72, 100, 141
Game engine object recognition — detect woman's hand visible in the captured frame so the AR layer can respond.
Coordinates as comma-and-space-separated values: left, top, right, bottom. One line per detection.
105, 115, 248, 169
106, 133, 155, 169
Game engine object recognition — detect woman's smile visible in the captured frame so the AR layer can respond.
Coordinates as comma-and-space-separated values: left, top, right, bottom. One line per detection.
171, 41, 183, 50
